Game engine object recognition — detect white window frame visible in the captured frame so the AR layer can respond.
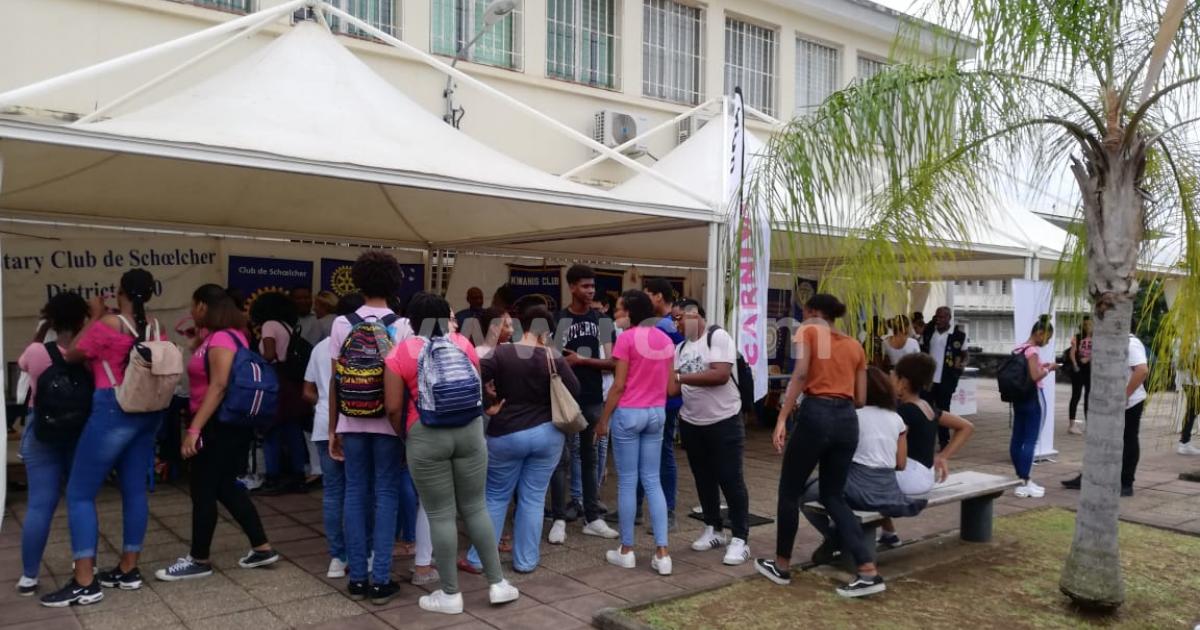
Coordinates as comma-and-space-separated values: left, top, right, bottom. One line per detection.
432, 0, 525, 70
793, 35, 840, 115
171, 0, 254, 13
723, 16, 777, 116
324, 0, 401, 40
857, 53, 887, 81
642, 0, 706, 105
546, 0, 621, 89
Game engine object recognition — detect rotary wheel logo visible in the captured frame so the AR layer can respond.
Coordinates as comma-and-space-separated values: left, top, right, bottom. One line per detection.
246, 287, 286, 312
330, 265, 358, 296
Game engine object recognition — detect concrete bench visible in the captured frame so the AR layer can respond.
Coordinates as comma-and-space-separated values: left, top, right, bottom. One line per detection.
804, 470, 1020, 560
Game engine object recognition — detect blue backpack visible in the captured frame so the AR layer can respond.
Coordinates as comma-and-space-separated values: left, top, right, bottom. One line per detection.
208, 331, 279, 427
416, 336, 482, 428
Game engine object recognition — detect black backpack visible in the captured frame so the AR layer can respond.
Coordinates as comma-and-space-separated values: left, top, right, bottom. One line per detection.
277, 324, 313, 384
34, 342, 94, 442
997, 347, 1036, 403
705, 326, 757, 413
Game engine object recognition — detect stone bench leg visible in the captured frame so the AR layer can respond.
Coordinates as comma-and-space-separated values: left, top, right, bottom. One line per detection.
960, 493, 1000, 542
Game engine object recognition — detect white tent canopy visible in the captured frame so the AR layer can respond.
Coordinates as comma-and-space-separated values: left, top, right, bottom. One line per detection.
0, 20, 711, 249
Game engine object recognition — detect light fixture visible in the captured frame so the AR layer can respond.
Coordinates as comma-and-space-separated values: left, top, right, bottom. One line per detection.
443, 0, 516, 128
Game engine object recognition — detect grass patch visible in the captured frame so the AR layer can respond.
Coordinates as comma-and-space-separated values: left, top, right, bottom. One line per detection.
635, 508, 1200, 629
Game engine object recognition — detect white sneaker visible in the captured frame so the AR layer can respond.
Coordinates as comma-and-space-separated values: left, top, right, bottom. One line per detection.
1014, 482, 1045, 498
582, 518, 619, 539
488, 579, 520, 605
723, 538, 750, 566
690, 526, 727, 552
1177, 442, 1200, 456
1028, 480, 1045, 493
419, 590, 464, 615
326, 557, 347, 579
651, 554, 673, 576
548, 520, 567, 544
606, 548, 635, 569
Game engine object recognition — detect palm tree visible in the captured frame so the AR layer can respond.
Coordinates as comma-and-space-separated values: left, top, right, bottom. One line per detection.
755, 0, 1198, 610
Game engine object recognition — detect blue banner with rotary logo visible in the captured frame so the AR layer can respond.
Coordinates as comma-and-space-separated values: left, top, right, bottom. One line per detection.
227, 255, 313, 311
320, 258, 424, 306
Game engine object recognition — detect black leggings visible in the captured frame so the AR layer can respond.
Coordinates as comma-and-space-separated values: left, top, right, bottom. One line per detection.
679, 414, 750, 541
1182, 385, 1198, 444
774, 397, 870, 566
1069, 364, 1091, 421
190, 422, 269, 560
1122, 402, 1144, 488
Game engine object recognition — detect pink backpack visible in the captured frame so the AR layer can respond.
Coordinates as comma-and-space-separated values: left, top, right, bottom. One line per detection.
101, 316, 183, 413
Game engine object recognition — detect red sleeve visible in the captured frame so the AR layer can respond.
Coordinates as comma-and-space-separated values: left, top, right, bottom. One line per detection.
75, 321, 110, 360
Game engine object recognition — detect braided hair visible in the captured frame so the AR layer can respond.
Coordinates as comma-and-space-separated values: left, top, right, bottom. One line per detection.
120, 269, 156, 341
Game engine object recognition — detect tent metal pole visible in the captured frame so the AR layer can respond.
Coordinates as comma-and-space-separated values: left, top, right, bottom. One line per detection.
705, 221, 720, 327
0, 0, 305, 110
318, 2, 713, 209
74, 5, 291, 125
559, 98, 720, 179
0, 152, 7, 530
422, 249, 432, 292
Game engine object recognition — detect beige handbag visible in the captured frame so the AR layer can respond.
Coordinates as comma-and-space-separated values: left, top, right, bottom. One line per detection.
101, 316, 183, 414
546, 348, 587, 434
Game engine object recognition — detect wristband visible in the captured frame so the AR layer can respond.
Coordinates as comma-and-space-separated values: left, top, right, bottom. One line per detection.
186, 427, 202, 436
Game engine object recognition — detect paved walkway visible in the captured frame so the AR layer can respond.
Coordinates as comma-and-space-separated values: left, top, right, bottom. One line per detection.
4, 381, 1200, 629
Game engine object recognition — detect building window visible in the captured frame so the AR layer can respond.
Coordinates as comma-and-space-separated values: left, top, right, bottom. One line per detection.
325, 0, 399, 39
857, 54, 886, 80
642, 0, 705, 105
724, 18, 777, 116
547, 0, 619, 89
432, 0, 523, 69
173, 0, 253, 12
794, 37, 839, 115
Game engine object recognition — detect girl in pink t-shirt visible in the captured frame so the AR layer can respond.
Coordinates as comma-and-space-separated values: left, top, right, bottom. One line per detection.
595, 290, 675, 576
155, 284, 276, 583
42, 269, 165, 607
16, 292, 89, 597
1010, 315, 1057, 500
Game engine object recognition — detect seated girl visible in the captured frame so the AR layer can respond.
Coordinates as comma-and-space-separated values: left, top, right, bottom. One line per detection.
802, 367, 927, 564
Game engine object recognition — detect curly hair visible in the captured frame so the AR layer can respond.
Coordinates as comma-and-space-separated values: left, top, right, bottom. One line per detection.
408, 291, 451, 338
249, 290, 298, 327
43, 292, 89, 336
351, 251, 403, 298
894, 353, 937, 393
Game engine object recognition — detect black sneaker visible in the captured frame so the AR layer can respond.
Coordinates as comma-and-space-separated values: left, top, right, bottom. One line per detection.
369, 580, 401, 605
1061, 475, 1082, 490
811, 538, 841, 565
348, 580, 368, 601
40, 579, 104, 607
837, 574, 886, 598
878, 532, 902, 549
97, 566, 143, 590
754, 558, 791, 585
238, 549, 280, 569
1121, 485, 1134, 497
155, 557, 213, 582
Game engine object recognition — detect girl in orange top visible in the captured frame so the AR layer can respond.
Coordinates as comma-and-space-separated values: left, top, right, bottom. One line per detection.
754, 294, 885, 598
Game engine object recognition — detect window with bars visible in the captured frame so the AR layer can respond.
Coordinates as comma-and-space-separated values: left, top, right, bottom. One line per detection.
547, 0, 619, 88
724, 18, 777, 116
172, 0, 253, 12
794, 37, 839, 115
324, 0, 399, 39
642, 0, 704, 105
857, 54, 886, 80
432, 0, 523, 69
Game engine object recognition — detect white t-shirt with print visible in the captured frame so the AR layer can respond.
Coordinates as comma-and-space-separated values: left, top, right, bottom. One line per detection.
674, 327, 741, 426
304, 338, 332, 442
1127, 335, 1148, 409
853, 406, 907, 469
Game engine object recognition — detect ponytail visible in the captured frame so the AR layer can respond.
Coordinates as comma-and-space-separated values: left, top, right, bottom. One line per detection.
120, 269, 156, 341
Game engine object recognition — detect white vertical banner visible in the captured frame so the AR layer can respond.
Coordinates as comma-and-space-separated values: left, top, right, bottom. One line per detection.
726, 88, 771, 402
1012, 279, 1057, 459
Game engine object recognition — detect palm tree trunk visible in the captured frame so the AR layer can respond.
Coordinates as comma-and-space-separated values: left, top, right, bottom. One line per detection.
1059, 143, 1144, 610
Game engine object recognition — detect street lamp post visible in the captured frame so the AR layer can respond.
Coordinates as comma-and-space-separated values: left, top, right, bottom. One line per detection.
443, 0, 515, 128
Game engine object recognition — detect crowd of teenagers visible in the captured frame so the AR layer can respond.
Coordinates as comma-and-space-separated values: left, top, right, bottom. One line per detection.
28, 251, 1157, 609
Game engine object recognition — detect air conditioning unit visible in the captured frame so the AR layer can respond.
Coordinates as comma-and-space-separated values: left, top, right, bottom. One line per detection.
593, 110, 647, 157
676, 116, 709, 145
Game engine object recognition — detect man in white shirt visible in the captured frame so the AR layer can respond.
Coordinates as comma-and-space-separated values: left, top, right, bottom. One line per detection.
668, 299, 751, 567
1062, 333, 1149, 497
919, 306, 968, 449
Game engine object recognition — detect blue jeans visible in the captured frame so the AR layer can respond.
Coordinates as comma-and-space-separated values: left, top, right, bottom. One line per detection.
1010, 390, 1045, 480
612, 407, 669, 547
314, 441, 347, 561
467, 422, 564, 572
397, 464, 418, 544
66, 389, 162, 560
21, 410, 77, 579
342, 432, 400, 584
264, 422, 307, 476
637, 406, 678, 513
